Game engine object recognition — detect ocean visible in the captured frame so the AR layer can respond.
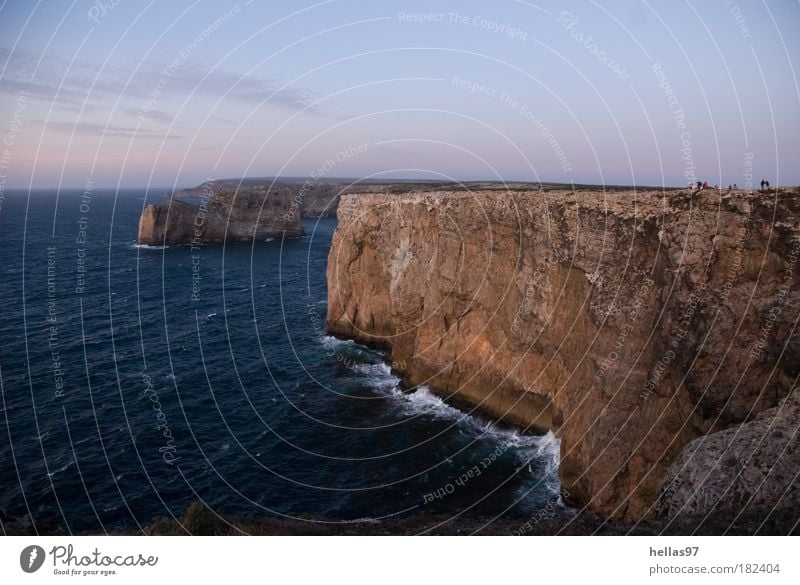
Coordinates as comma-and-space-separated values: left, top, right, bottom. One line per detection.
0, 188, 560, 533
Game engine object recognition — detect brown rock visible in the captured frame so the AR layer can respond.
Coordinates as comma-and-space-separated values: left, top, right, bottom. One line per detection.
326, 188, 800, 521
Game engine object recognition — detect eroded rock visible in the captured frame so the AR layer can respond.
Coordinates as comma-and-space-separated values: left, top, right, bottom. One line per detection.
137, 188, 303, 245
656, 390, 799, 522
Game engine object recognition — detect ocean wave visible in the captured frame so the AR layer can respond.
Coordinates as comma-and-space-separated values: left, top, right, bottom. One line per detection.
361, 363, 563, 496
513, 430, 563, 502
350, 361, 392, 377
129, 242, 171, 250
47, 459, 75, 478
320, 335, 355, 351
354, 359, 558, 454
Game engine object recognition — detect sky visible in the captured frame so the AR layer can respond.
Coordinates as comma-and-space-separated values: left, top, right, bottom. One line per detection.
0, 0, 798, 189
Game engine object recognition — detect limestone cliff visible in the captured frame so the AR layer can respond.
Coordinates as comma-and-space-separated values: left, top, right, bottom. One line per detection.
137, 188, 303, 245
326, 188, 800, 522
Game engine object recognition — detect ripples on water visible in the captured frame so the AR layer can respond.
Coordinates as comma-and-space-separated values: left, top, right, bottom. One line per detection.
0, 189, 561, 532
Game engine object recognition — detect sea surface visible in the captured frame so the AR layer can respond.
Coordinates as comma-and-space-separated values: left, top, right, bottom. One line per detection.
0, 189, 561, 533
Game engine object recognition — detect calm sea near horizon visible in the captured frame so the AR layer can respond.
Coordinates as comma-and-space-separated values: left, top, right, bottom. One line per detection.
0, 188, 560, 532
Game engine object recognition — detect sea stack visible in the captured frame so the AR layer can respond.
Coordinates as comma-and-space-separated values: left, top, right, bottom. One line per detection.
137, 188, 304, 245
326, 188, 800, 522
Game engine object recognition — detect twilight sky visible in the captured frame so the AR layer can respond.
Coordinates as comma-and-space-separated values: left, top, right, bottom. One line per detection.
0, 0, 798, 189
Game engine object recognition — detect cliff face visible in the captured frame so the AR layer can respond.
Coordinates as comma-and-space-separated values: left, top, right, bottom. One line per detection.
137, 188, 303, 245
326, 189, 800, 521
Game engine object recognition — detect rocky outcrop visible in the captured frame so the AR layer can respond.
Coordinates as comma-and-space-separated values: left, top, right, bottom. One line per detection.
177, 179, 346, 218
137, 188, 303, 245
657, 389, 799, 521
326, 188, 800, 522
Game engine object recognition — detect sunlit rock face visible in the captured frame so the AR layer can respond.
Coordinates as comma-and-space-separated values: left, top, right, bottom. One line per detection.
326, 188, 800, 521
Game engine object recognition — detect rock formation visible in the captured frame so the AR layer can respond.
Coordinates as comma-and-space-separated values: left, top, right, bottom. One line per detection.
326, 188, 799, 522
657, 388, 798, 521
137, 188, 303, 245
177, 179, 346, 218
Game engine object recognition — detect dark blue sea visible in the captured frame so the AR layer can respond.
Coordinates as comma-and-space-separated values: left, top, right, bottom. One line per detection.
0, 188, 560, 533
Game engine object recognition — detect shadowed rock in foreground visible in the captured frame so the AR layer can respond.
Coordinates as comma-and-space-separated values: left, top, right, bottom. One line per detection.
137, 188, 303, 245
657, 389, 799, 521
326, 188, 800, 524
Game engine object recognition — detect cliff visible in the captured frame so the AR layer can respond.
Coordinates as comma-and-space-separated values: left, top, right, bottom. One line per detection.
177, 179, 346, 218
137, 188, 303, 245
326, 188, 800, 522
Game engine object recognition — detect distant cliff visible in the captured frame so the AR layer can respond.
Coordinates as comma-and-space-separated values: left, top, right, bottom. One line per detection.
176, 178, 563, 218
137, 188, 303, 245
177, 179, 346, 218
326, 188, 799, 522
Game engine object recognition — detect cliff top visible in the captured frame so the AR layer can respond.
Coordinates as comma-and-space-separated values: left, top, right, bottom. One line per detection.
338, 188, 800, 230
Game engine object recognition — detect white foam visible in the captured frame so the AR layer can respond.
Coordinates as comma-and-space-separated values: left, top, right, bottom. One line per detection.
358, 365, 557, 453
331, 338, 562, 495
129, 242, 169, 250
351, 361, 392, 377
400, 385, 462, 419
320, 335, 355, 350
47, 460, 75, 477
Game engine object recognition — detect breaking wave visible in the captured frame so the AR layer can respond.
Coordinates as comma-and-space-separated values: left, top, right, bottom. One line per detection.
347, 348, 562, 497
